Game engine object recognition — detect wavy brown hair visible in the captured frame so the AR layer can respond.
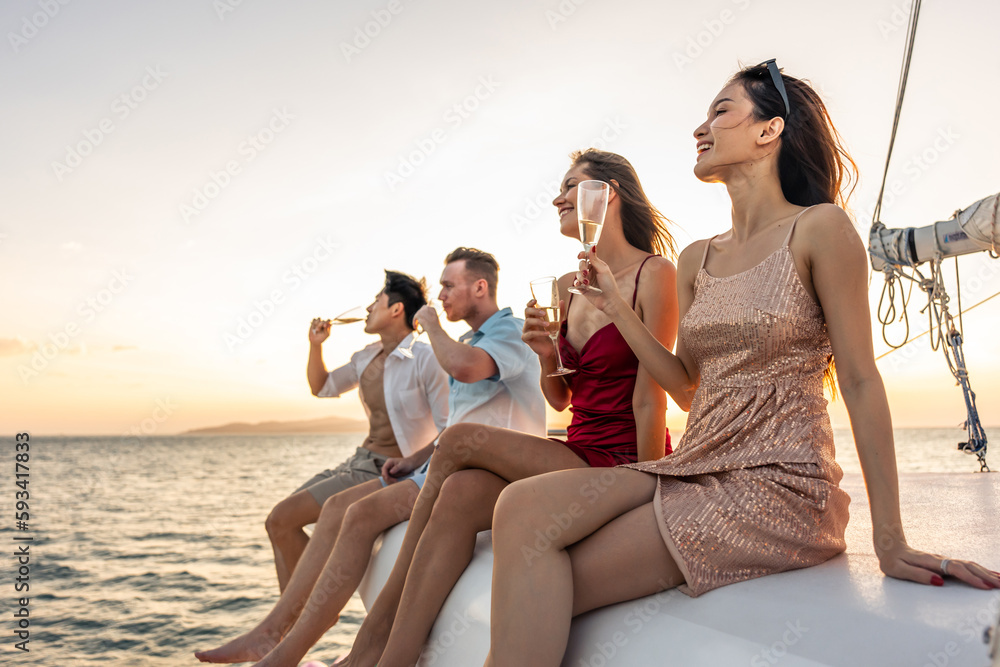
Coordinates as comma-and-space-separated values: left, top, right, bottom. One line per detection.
569, 149, 677, 259
731, 63, 857, 397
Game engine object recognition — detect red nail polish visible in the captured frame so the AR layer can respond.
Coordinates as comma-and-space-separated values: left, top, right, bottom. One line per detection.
931, 575, 944, 586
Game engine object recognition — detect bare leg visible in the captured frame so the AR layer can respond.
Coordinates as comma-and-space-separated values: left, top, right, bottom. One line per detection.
266, 490, 322, 591
378, 470, 507, 666
339, 424, 588, 667
489, 467, 682, 667
195, 479, 385, 663
251, 479, 421, 667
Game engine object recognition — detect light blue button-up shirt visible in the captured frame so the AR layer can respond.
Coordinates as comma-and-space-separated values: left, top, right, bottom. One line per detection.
447, 308, 546, 437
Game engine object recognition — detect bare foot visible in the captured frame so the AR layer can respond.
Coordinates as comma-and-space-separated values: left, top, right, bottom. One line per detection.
194, 628, 281, 663
330, 642, 380, 667
249, 639, 315, 667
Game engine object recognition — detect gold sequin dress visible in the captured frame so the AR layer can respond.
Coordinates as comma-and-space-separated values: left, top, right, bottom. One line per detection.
621, 210, 851, 597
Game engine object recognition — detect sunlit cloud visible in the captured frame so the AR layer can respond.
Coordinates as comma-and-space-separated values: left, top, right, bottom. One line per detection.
0, 337, 35, 357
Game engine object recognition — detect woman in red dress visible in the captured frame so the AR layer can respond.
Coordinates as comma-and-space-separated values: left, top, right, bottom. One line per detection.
330, 149, 680, 667
485, 62, 1000, 666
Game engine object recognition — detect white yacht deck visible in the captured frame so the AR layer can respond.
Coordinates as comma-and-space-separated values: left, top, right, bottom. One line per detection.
359, 473, 1000, 666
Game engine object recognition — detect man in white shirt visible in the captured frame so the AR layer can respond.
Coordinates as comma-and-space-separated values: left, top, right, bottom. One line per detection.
265, 271, 449, 592
196, 248, 544, 665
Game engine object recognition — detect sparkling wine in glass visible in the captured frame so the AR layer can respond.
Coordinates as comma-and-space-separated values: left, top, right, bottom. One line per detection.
568, 180, 609, 295
332, 306, 366, 325
312, 306, 365, 335
530, 276, 575, 377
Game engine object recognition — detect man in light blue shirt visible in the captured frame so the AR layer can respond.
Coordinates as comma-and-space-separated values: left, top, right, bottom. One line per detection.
195, 248, 544, 665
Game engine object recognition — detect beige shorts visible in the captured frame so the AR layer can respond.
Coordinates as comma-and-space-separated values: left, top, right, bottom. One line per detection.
294, 447, 389, 506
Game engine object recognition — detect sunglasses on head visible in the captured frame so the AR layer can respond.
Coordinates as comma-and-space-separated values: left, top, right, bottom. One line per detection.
759, 58, 790, 118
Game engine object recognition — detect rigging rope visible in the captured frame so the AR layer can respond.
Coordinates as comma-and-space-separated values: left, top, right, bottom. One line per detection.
874, 289, 1000, 361
872, 0, 922, 226
867, 0, 991, 471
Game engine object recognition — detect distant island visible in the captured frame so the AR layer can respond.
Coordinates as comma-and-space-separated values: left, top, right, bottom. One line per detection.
184, 415, 367, 435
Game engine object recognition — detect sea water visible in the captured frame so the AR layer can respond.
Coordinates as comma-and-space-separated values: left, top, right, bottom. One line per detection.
7, 428, 996, 666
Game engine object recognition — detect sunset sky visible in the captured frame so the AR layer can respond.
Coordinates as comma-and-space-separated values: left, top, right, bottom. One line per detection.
2, 0, 998, 437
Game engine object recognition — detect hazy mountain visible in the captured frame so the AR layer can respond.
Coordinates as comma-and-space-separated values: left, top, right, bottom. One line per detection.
184, 415, 367, 435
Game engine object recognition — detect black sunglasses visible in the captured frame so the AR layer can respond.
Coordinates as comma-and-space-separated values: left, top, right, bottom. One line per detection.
760, 58, 790, 118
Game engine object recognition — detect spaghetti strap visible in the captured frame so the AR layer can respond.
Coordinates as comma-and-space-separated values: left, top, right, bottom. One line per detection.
783, 205, 817, 247
699, 237, 717, 272
631, 254, 658, 309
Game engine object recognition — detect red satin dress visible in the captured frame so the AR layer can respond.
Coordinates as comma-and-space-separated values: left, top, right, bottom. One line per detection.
556, 255, 672, 467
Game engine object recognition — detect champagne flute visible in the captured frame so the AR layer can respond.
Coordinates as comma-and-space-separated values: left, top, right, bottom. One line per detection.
567, 180, 609, 295
313, 306, 366, 335
399, 319, 424, 359
530, 276, 575, 377
332, 306, 366, 324
399, 299, 439, 359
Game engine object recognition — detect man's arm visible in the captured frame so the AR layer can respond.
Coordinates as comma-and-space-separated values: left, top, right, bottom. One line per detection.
382, 433, 439, 484
308, 319, 365, 398
416, 305, 498, 384
307, 319, 331, 395
419, 347, 451, 431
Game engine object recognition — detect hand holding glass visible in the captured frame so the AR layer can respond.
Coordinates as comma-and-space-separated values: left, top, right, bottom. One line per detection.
399, 300, 439, 359
530, 276, 575, 377
312, 306, 366, 334
568, 180, 609, 295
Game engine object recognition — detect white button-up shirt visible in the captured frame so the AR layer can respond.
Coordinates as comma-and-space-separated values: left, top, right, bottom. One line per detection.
318, 334, 449, 457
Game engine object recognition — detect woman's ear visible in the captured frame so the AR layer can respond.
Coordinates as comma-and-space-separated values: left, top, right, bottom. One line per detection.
608, 178, 620, 203
758, 117, 785, 146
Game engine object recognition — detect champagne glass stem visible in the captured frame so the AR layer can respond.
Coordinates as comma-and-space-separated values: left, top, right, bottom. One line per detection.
550, 333, 568, 372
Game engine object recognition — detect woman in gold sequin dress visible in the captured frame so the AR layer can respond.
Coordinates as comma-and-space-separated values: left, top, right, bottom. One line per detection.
484, 62, 1000, 667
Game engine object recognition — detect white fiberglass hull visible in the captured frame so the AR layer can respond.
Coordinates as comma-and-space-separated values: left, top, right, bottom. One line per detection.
358, 473, 1000, 666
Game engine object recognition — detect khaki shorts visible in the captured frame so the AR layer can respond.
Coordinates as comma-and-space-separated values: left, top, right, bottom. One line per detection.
294, 447, 389, 506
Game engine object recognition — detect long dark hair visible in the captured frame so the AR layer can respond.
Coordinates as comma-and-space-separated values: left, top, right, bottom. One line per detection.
732, 63, 855, 397
730, 63, 858, 211
569, 149, 677, 259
